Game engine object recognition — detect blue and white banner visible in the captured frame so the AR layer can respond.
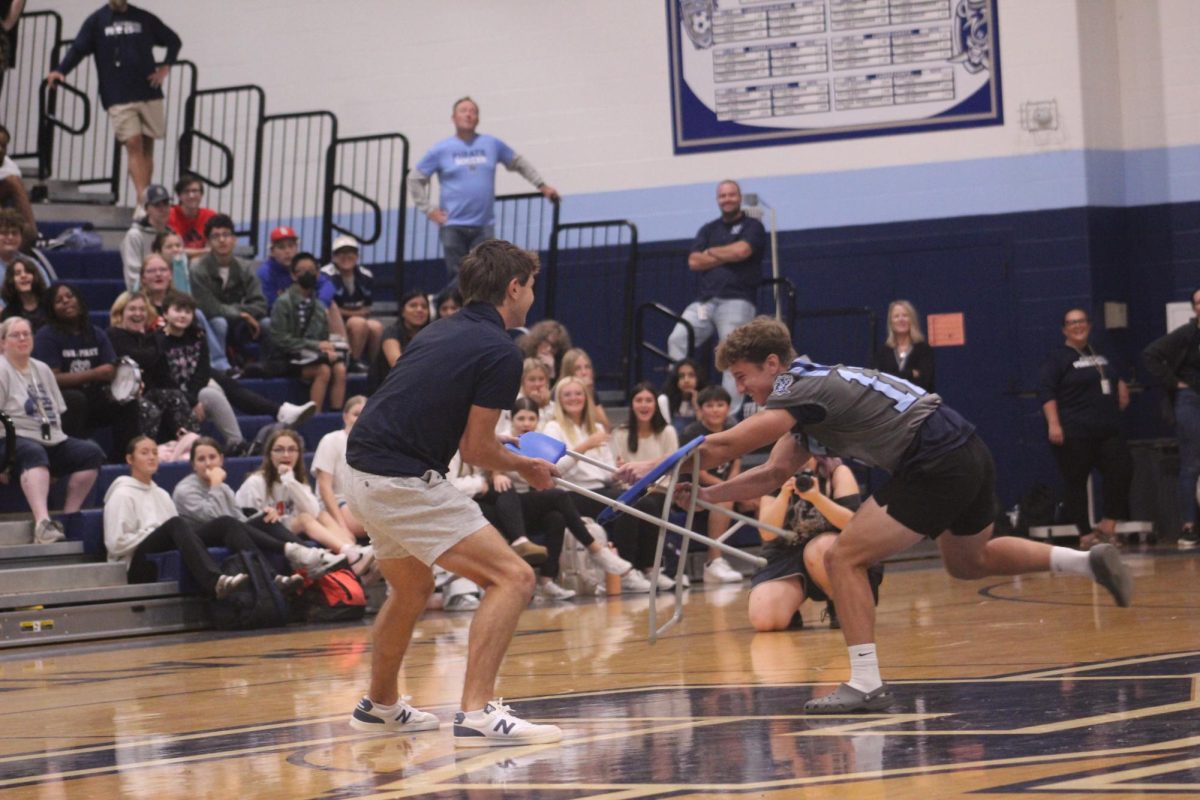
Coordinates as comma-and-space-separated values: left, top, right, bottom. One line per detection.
667, 0, 1002, 154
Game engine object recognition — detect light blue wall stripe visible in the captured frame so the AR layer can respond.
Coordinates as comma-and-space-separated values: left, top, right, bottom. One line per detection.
550, 144, 1200, 244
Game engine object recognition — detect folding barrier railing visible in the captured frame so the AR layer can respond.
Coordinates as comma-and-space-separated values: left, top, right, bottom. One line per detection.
181, 84, 266, 245
759, 276, 797, 331
327, 133, 410, 292
633, 302, 694, 387
1, 10, 60, 165
253, 111, 337, 256
545, 220, 639, 395
41, 40, 112, 191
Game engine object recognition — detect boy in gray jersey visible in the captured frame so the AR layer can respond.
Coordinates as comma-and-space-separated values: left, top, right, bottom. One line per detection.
617, 317, 1134, 714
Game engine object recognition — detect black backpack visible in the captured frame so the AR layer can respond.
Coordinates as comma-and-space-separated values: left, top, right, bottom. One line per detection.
211, 550, 289, 630
1016, 483, 1058, 535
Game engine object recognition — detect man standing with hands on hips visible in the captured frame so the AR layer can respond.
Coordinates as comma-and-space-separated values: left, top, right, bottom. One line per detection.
409, 97, 559, 291
345, 240, 563, 747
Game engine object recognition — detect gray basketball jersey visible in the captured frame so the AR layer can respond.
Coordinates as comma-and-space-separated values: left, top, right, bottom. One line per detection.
763, 359, 941, 472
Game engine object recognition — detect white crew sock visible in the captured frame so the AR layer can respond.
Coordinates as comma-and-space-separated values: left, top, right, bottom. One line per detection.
369, 698, 399, 713
1049, 545, 1093, 578
847, 643, 882, 693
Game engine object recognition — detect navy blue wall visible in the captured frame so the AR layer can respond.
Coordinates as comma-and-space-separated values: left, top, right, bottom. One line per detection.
529, 200, 1200, 507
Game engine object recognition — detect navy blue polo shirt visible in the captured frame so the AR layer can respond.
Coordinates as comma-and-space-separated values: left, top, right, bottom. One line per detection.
347, 302, 522, 478
691, 213, 767, 303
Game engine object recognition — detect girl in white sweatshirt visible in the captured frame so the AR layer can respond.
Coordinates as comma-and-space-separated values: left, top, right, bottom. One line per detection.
236, 428, 373, 573
104, 435, 254, 597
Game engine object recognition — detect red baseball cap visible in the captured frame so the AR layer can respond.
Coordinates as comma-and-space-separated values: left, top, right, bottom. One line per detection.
270, 226, 298, 243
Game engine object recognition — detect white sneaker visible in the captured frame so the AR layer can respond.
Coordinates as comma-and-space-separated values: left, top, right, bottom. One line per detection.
588, 546, 632, 576
649, 570, 675, 591
619, 569, 652, 594
535, 581, 576, 601
215, 573, 248, 599
274, 573, 304, 592
277, 401, 318, 427
445, 591, 481, 611
284, 542, 347, 577
453, 699, 562, 747
343, 543, 376, 576
350, 695, 440, 733
33, 518, 66, 544
703, 557, 743, 584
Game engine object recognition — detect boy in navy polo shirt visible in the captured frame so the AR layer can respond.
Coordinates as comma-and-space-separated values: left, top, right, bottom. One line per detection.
345, 239, 562, 748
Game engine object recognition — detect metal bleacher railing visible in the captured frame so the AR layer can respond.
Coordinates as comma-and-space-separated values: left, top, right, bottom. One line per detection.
25, 11, 408, 296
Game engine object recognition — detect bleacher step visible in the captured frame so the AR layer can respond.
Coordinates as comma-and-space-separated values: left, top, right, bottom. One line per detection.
0, 580, 181, 612
33, 181, 117, 207
32, 200, 134, 227
0, 520, 33, 546
0, 562, 128, 595
0, 595, 209, 649
0, 540, 86, 566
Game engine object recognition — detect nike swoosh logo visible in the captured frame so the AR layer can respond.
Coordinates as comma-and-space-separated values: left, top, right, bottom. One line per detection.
855, 652, 871, 657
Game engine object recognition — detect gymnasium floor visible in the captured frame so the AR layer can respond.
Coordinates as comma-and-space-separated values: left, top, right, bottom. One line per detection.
1, 549, 1198, 799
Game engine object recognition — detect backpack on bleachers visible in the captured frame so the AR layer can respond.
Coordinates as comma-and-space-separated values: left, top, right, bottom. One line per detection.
294, 568, 366, 623
211, 550, 289, 630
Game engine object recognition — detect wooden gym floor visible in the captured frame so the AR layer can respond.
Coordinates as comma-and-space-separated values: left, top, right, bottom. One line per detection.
1, 549, 1198, 799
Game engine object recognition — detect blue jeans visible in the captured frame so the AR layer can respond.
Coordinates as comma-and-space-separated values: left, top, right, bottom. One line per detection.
440, 224, 494, 288
195, 309, 231, 372
1175, 388, 1200, 526
667, 297, 756, 411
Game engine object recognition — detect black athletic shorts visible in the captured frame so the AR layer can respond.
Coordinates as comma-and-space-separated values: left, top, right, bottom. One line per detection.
750, 537, 884, 603
874, 433, 997, 538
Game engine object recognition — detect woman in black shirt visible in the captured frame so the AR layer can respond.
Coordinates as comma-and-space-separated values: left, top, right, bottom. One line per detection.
877, 299, 935, 392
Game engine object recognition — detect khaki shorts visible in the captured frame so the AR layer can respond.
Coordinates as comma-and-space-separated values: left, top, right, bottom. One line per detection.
108, 100, 166, 142
346, 466, 489, 566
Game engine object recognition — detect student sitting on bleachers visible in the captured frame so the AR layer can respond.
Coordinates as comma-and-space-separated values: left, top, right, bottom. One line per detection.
266, 252, 346, 413
680, 385, 745, 585
121, 183, 172, 291
662, 358, 705, 435
435, 287, 462, 318
560, 347, 611, 430
236, 428, 374, 575
496, 358, 554, 437
108, 290, 199, 444
0, 209, 52, 291
139, 247, 226, 373
517, 319, 572, 381
158, 292, 314, 455
367, 288, 430, 393
168, 174, 216, 259
312, 394, 367, 537
105, 435, 292, 597
189, 214, 269, 371
0, 257, 48, 331
34, 282, 140, 459
321, 235, 383, 374
173, 436, 345, 578
0, 317, 106, 544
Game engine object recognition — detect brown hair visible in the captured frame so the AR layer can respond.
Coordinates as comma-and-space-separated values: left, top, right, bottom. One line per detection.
257, 428, 309, 488
458, 240, 539, 306
715, 316, 796, 371
189, 436, 224, 467
0, 208, 24, 234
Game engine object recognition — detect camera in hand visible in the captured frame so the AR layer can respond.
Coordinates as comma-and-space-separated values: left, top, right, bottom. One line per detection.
794, 471, 815, 492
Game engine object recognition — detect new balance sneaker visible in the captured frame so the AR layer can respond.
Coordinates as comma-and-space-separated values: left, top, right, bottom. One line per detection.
453, 699, 562, 747
277, 400, 318, 427
703, 557, 743, 584
803, 682, 894, 714
1179, 526, 1199, 550
588, 546, 632, 576
33, 518, 66, 544
349, 696, 440, 733
1088, 543, 1133, 607
535, 580, 576, 601
619, 568, 652, 594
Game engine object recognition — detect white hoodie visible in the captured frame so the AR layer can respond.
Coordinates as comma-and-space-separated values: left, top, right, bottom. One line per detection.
103, 475, 179, 567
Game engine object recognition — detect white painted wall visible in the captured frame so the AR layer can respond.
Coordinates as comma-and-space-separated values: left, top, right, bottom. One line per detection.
28, 0, 1200, 237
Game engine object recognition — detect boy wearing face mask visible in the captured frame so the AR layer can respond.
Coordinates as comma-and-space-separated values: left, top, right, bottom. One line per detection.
266, 251, 347, 412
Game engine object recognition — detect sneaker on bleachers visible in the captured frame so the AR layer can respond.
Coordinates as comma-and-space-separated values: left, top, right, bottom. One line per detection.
535, 580, 576, 601
284, 541, 347, 578
33, 518, 66, 544
277, 401, 318, 427
445, 591, 481, 611
649, 570, 675, 591
1179, 526, 1198, 550
215, 573, 248, 599
343, 543, 375, 576
453, 699, 562, 748
619, 568, 652, 594
703, 557, 743, 584
349, 360, 369, 374
274, 573, 305, 592
512, 538, 548, 566
587, 546, 632, 575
